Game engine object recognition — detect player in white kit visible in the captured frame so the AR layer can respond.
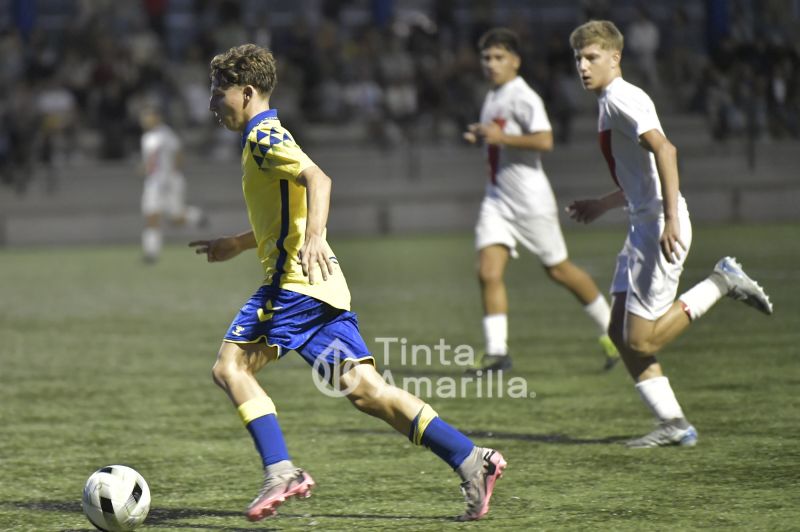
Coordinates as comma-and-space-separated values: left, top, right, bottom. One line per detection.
464, 28, 618, 373
567, 20, 773, 447
139, 106, 206, 263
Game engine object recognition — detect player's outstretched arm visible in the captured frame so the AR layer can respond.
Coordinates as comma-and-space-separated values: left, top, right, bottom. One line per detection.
566, 189, 626, 224
189, 231, 256, 262
466, 122, 553, 151
493, 129, 553, 151
297, 165, 335, 284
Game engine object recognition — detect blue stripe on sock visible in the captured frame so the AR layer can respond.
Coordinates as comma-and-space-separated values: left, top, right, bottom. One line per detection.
246, 414, 290, 467
419, 417, 474, 470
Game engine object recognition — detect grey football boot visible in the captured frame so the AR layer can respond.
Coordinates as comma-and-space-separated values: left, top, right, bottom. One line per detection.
713, 256, 773, 315
626, 419, 698, 449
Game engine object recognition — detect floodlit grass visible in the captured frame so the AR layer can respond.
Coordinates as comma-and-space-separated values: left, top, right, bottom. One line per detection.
1, 224, 798, 530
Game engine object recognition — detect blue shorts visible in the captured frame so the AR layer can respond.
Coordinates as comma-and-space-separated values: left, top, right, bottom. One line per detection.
223, 285, 373, 375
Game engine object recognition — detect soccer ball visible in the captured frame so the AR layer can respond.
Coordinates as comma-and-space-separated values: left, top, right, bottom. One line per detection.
82, 465, 151, 531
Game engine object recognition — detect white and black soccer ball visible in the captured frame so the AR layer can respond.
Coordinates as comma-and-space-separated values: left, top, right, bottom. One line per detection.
82, 465, 151, 532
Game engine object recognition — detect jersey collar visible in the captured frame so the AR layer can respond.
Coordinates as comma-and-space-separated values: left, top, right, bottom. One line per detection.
242, 109, 278, 148
491, 75, 520, 95
600, 76, 623, 96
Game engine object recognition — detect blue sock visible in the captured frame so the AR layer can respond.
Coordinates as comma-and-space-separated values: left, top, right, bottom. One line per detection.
246, 414, 290, 467
413, 414, 474, 470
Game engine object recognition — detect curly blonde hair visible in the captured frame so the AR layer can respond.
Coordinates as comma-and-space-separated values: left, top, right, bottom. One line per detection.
210, 44, 277, 94
569, 20, 624, 52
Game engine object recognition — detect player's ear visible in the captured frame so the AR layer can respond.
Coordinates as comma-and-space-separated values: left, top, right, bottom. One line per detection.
242, 85, 255, 106
611, 51, 621, 67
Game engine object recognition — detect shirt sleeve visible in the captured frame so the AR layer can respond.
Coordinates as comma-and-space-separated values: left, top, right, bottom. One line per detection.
607, 88, 662, 139
513, 90, 552, 134
247, 126, 316, 181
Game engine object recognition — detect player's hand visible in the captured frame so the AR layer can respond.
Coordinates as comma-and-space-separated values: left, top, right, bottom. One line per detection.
473, 122, 504, 145
566, 199, 605, 224
481, 122, 505, 145
659, 218, 686, 264
463, 123, 482, 144
298, 234, 335, 284
189, 237, 242, 262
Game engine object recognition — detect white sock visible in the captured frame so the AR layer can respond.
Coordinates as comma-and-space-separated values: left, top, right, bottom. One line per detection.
678, 274, 727, 320
583, 294, 611, 335
483, 314, 508, 356
455, 446, 482, 481
142, 227, 162, 259
635, 376, 685, 422
265, 459, 295, 477
184, 206, 204, 227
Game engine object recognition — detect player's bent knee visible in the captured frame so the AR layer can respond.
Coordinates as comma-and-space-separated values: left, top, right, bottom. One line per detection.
478, 265, 503, 285
211, 361, 229, 389
211, 346, 251, 388
211, 358, 242, 389
545, 262, 565, 281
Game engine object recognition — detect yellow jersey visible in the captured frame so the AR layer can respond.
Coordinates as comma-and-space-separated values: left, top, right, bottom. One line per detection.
240, 109, 351, 310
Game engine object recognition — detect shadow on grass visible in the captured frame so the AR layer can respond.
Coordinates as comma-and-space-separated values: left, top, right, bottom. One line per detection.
280, 511, 455, 521
465, 429, 631, 445
8, 500, 272, 531
382, 367, 477, 377
9, 499, 452, 529
384, 365, 626, 381
341, 427, 630, 444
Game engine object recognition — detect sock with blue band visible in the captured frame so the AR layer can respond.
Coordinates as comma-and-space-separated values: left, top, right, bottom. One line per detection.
409, 404, 475, 470
238, 397, 290, 467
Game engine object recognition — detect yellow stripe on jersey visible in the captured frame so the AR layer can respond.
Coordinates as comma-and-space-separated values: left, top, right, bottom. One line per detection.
411, 404, 440, 446
240, 109, 351, 310
237, 396, 278, 425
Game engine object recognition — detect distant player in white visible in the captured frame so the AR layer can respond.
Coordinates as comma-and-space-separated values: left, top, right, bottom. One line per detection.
463, 28, 618, 373
139, 106, 206, 263
567, 20, 773, 447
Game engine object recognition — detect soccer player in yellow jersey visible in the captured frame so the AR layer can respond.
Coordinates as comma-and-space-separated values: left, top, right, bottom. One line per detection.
189, 44, 506, 522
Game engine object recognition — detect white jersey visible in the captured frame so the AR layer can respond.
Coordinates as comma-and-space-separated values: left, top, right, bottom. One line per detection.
140, 123, 186, 217
597, 77, 685, 220
479, 76, 556, 216
141, 124, 181, 181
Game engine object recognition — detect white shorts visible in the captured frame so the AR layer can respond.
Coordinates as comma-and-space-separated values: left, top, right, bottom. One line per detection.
474, 196, 568, 266
611, 211, 693, 320
141, 173, 186, 218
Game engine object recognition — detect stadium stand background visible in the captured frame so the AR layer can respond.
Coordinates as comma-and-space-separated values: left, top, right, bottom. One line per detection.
0, 0, 798, 246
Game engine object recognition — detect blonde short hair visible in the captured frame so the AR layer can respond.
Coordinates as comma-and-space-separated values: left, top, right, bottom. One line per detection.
569, 20, 624, 52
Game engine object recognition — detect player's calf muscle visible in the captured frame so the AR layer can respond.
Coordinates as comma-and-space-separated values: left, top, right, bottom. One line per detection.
344, 370, 423, 430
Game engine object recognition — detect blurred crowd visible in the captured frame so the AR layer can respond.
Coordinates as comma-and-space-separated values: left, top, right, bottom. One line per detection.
698, 1, 800, 142
1, 0, 799, 195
